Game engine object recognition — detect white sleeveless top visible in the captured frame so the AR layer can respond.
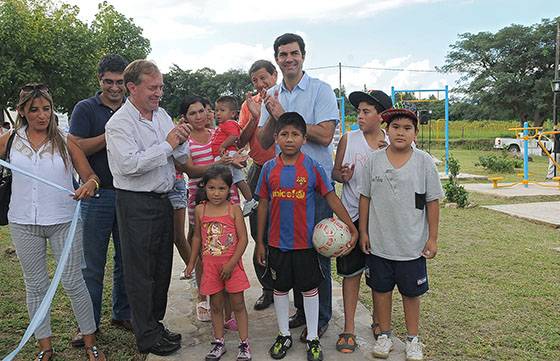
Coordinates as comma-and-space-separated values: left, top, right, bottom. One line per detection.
8, 128, 76, 225
341, 129, 389, 221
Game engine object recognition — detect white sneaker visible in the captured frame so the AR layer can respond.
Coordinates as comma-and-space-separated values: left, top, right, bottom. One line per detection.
372, 334, 393, 359
242, 199, 258, 217
405, 337, 424, 361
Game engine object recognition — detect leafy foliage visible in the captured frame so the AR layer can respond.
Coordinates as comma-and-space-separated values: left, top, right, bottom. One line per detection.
475, 153, 523, 173
161, 65, 252, 117
91, 1, 150, 63
442, 17, 559, 126
443, 154, 469, 207
0, 0, 150, 114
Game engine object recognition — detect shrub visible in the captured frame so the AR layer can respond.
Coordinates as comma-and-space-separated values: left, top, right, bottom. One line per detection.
443, 155, 469, 208
475, 153, 523, 173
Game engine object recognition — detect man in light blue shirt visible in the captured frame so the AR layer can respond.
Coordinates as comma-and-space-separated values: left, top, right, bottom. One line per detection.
258, 33, 339, 345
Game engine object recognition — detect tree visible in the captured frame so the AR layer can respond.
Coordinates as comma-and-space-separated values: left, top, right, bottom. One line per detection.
442, 18, 559, 126
0, 0, 98, 114
214, 69, 253, 103
91, 1, 150, 63
161, 66, 252, 117
333, 87, 355, 119
0, 0, 151, 116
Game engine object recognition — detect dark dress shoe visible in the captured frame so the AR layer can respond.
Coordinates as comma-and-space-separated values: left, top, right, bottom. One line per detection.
254, 290, 274, 310
148, 336, 181, 356
163, 328, 182, 342
288, 310, 306, 329
111, 319, 133, 331
299, 323, 329, 343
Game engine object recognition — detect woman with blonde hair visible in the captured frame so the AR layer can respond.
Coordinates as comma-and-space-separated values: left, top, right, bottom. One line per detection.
0, 83, 105, 360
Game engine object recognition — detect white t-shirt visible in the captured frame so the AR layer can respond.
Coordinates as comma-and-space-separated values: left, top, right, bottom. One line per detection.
340, 129, 388, 221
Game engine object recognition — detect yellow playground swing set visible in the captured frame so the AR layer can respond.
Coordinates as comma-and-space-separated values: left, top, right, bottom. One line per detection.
488, 122, 560, 189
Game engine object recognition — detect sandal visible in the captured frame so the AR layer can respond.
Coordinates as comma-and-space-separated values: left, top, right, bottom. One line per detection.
336, 333, 357, 353
196, 301, 211, 322
371, 323, 381, 340
224, 318, 238, 331
85, 346, 106, 361
35, 349, 54, 361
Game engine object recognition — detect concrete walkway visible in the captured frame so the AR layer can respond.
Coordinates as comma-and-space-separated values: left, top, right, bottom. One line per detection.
464, 182, 560, 198
148, 241, 406, 361
438, 172, 487, 181
483, 201, 560, 228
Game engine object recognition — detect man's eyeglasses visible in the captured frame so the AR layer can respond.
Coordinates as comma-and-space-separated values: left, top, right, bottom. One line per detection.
101, 79, 124, 86
20, 83, 49, 93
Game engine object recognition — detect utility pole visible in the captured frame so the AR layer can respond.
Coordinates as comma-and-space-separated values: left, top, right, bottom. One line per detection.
554, 21, 559, 176
554, 21, 559, 126
338, 62, 342, 96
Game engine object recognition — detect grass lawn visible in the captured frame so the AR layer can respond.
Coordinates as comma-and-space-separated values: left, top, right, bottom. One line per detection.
430, 147, 553, 183
0, 226, 143, 361
333, 191, 560, 361
1, 150, 559, 360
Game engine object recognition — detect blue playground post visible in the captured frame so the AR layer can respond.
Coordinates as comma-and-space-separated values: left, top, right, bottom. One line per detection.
337, 96, 346, 134
341, 96, 345, 134
390, 86, 450, 175
523, 121, 529, 188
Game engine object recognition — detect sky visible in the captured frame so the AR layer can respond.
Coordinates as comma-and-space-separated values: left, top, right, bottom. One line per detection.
63, 0, 560, 97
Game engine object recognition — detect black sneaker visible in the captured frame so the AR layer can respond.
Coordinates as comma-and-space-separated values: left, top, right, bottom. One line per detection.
288, 310, 306, 329
306, 339, 323, 361
269, 335, 293, 359
254, 290, 274, 310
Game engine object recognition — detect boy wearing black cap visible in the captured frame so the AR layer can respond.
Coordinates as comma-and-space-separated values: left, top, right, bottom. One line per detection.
332, 90, 392, 353
358, 109, 443, 361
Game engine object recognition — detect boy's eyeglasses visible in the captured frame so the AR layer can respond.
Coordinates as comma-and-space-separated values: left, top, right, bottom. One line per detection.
101, 79, 124, 86
20, 83, 49, 93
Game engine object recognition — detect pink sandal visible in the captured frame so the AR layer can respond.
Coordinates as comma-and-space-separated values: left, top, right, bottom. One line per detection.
224, 318, 238, 331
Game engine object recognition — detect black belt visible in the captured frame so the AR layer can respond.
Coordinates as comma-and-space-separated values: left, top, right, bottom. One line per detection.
116, 188, 169, 199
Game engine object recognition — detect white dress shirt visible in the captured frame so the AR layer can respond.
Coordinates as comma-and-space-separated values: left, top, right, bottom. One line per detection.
105, 99, 190, 193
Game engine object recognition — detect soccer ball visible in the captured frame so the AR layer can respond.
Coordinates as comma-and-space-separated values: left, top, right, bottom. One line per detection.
312, 217, 351, 257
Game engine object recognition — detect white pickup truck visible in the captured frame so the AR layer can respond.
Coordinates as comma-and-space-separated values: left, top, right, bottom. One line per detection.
494, 133, 553, 156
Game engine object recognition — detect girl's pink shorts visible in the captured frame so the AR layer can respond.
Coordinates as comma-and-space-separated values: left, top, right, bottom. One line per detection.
200, 256, 250, 296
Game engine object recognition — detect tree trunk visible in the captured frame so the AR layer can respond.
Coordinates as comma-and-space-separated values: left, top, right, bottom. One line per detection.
532, 110, 546, 128
517, 112, 529, 127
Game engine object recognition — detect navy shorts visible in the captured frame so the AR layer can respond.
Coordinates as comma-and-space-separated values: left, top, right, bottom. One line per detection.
365, 254, 428, 297
264, 246, 324, 293
336, 219, 366, 277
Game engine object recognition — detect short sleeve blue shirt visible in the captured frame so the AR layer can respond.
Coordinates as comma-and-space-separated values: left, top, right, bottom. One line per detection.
258, 72, 339, 180
69, 92, 122, 188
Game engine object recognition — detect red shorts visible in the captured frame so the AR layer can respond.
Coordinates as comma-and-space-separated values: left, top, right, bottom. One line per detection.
200, 256, 250, 296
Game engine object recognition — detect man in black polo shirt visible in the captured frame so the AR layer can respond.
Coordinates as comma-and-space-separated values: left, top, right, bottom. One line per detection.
69, 54, 132, 346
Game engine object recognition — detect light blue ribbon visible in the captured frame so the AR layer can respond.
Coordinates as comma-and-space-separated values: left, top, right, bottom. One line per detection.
0, 158, 81, 361
0, 159, 75, 196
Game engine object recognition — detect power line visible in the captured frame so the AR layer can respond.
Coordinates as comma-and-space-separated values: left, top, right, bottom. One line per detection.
344, 64, 441, 73
306, 64, 444, 73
